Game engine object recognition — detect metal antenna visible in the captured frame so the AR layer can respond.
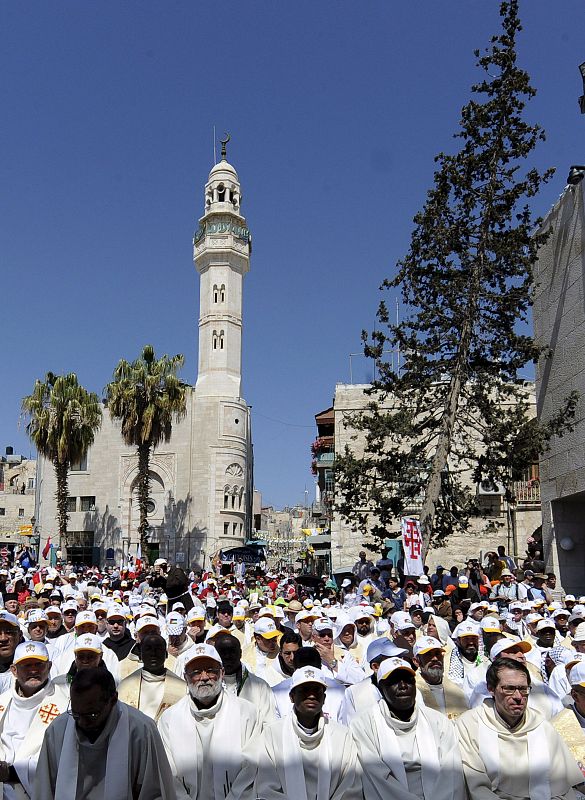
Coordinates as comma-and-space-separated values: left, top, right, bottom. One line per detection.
396, 297, 401, 375
213, 126, 217, 165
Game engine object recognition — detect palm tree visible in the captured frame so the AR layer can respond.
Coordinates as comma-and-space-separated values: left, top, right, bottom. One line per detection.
105, 345, 186, 551
22, 372, 103, 547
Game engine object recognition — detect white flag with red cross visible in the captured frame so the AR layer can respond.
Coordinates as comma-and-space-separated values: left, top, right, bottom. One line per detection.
401, 517, 424, 576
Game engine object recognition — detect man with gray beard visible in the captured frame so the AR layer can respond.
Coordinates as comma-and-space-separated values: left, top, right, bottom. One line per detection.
413, 636, 468, 719
157, 642, 259, 800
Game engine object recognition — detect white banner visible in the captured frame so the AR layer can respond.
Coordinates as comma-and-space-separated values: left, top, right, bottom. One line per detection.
401, 517, 424, 576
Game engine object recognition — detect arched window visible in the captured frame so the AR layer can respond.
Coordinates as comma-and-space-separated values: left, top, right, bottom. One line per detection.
220, 284, 225, 303
213, 285, 219, 303
212, 331, 218, 350
217, 183, 225, 202
219, 330, 225, 350
224, 486, 231, 509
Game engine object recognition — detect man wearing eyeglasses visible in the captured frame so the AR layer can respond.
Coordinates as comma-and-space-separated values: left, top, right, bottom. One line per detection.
157, 642, 259, 800
311, 618, 364, 684
0, 640, 68, 799
34, 666, 175, 800
456, 657, 584, 799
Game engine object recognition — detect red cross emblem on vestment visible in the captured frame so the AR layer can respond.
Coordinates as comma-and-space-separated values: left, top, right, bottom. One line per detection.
38, 703, 60, 725
403, 519, 421, 559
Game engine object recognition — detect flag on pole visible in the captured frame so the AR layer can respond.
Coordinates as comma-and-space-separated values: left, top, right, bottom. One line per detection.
42, 538, 52, 560
135, 543, 142, 573
32, 571, 42, 587
401, 517, 424, 576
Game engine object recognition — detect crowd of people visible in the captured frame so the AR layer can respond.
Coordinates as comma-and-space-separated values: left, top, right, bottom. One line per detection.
0, 546, 583, 799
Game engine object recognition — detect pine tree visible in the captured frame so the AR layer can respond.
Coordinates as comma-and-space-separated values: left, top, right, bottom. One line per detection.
334, 0, 578, 557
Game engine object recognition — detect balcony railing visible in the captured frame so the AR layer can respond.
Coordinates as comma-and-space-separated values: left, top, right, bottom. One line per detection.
512, 480, 540, 505
315, 452, 335, 466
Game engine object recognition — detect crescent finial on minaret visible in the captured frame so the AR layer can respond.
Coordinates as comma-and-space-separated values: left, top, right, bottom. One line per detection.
220, 133, 231, 161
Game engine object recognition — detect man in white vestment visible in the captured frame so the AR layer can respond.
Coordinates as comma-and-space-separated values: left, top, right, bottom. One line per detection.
413, 635, 468, 719
341, 637, 406, 725
118, 633, 186, 721
456, 656, 585, 799
468, 637, 562, 718
157, 642, 259, 800
240, 618, 284, 686
0, 642, 69, 800
49, 611, 120, 684
273, 647, 345, 722
52, 634, 107, 688
212, 633, 275, 726
236, 666, 362, 800
34, 666, 175, 800
350, 657, 467, 800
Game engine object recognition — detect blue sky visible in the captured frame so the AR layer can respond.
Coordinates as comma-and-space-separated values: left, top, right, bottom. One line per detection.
1, 2, 584, 509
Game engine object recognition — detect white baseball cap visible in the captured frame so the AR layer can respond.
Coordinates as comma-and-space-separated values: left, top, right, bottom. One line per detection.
313, 618, 334, 634
413, 636, 444, 657
452, 621, 479, 639
366, 638, 407, 663
184, 643, 223, 668
74, 634, 103, 654
490, 637, 532, 660
0, 611, 19, 628
290, 665, 327, 690
136, 616, 161, 634
536, 619, 556, 632
552, 608, 570, 619
186, 607, 206, 623
480, 617, 502, 633
253, 618, 281, 639
74, 611, 97, 628
573, 623, 585, 643
26, 609, 48, 625
569, 660, 585, 687
106, 606, 126, 621
377, 657, 416, 682
13, 641, 49, 665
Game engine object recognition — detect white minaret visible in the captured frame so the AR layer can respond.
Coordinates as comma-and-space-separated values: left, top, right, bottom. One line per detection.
193, 137, 251, 397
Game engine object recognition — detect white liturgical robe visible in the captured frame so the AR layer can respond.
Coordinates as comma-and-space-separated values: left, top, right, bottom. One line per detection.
0, 681, 69, 800
238, 713, 362, 800
223, 667, 275, 728
350, 699, 467, 800
456, 699, 585, 799
158, 689, 259, 800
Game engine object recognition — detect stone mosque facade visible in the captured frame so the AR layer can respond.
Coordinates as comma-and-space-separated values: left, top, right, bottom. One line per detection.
36, 149, 253, 570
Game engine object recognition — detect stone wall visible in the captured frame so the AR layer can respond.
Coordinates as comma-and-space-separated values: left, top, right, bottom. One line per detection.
330, 383, 542, 571
533, 179, 585, 592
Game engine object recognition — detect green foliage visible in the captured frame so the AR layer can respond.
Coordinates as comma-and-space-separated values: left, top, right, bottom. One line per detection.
334, 1, 578, 553
21, 372, 102, 541
105, 345, 186, 548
